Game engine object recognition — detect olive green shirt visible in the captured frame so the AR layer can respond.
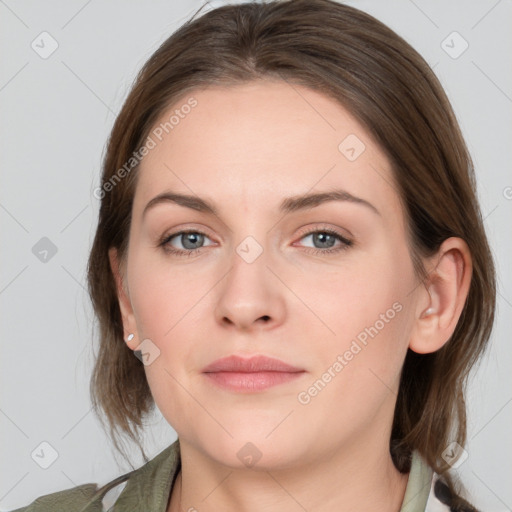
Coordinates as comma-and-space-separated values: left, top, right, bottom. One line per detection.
11, 439, 442, 511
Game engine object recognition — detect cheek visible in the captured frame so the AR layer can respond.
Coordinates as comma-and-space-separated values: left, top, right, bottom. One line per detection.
294, 300, 410, 438
297, 244, 414, 394
295, 249, 411, 345
126, 250, 212, 399
127, 249, 206, 339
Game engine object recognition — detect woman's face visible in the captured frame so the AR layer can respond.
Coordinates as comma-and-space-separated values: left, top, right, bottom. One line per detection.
116, 79, 424, 469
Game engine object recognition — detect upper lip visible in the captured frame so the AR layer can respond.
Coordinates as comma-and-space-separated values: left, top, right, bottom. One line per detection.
202, 355, 304, 373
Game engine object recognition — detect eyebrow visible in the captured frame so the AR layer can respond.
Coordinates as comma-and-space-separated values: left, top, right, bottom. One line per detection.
142, 188, 380, 218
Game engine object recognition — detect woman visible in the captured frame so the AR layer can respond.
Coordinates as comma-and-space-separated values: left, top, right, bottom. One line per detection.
12, 0, 496, 510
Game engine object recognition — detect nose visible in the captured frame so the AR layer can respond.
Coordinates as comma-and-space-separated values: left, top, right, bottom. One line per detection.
214, 242, 286, 332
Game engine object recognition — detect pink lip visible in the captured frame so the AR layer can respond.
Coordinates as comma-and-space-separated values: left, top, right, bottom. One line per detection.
202, 355, 305, 392
202, 355, 303, 373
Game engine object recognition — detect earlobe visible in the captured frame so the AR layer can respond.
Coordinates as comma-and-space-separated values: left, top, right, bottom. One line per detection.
108, 247, 139, 350
409, 237, 472, 355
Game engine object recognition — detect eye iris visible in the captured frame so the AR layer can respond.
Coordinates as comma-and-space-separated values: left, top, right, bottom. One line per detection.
182, 232, 204, 250
313, 232, 336, 249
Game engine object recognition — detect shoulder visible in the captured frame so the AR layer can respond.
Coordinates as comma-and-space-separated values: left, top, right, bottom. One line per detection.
9, 471, 143, 512
8, 440, 180, 512
8, 482, 103, 512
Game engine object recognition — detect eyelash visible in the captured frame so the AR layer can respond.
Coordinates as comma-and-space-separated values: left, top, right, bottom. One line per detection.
158, 227, 353, 257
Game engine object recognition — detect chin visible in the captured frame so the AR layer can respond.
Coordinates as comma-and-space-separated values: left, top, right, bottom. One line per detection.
192, 429, 306, 471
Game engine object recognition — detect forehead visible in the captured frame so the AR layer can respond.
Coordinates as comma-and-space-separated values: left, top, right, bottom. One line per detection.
133, 79, 401, 220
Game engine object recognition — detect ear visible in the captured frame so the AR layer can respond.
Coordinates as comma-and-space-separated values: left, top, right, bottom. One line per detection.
109, 247, 139, 351
409, 237, 472, 354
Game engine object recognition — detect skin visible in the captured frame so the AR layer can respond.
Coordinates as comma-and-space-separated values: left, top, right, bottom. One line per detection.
109, 79, 472, 512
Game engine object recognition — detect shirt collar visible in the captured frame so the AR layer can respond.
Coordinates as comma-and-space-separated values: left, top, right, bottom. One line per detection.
106, 440, 433, 511
399, 450, 434, 511
105, 438, 181, 511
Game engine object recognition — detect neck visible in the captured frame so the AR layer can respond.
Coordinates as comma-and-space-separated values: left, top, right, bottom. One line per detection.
168, 438, 409, 512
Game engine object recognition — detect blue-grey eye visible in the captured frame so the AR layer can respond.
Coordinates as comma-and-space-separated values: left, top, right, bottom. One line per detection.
305, 232, 338, 249
162, 230, 214, 253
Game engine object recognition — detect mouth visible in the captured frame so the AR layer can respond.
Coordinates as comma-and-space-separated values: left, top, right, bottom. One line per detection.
202, 355, 305, 392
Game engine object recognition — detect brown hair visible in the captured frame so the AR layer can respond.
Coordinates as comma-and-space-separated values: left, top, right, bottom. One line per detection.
87, 0, 496, 508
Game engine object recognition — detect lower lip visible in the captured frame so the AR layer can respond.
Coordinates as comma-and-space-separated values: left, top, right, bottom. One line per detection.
204, 371, 304, 392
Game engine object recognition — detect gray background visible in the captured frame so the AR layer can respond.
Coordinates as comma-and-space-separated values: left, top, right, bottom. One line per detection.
1, 0, 511, 510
